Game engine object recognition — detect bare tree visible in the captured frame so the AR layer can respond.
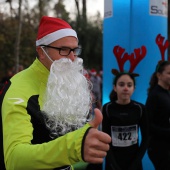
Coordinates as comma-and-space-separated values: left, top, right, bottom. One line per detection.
54, 0, 69, 20
6, 0, 13, 17
74, 0, 87, 23
38, 0, 52, 20
38, 0, 44, 20
14, 0, 22, 73
75, 0, 80, 18
82, 0, 87, 23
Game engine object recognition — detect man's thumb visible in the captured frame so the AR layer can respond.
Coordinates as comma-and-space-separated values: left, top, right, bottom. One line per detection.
89, 108, 103, 128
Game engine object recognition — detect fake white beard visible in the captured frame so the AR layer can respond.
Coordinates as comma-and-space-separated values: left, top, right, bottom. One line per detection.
42, 57, 92, 138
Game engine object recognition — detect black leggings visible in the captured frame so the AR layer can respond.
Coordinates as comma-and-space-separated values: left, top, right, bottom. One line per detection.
85, 163, 102, 170
148, 147, 170, 170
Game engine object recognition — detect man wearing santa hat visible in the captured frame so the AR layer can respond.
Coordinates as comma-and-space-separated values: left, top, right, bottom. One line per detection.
0, 16, 111, 170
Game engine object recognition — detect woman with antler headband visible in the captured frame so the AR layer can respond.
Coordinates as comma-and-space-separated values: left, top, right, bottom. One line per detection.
102, 45, 149, 170
145, 60, 170, 170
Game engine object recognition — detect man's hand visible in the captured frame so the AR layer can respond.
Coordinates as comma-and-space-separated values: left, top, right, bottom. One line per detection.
83, 108, 111, 163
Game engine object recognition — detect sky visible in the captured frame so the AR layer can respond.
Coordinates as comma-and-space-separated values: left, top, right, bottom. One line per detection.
0, 0, 104, 18
64, 0, 104, 18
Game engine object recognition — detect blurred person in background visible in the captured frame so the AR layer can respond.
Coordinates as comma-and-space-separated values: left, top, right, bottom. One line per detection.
90, 68, 102, 110
145, 61, 170, 170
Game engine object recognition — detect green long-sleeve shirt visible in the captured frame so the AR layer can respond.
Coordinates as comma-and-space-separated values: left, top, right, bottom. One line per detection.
2, 58, 90, 170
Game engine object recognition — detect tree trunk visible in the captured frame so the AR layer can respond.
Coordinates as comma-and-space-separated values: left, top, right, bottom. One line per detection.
15, 0, 22, 73
82, 0, 87, 24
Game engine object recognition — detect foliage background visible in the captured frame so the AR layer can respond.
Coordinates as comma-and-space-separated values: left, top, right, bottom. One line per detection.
0, 0, 103, 80
1, 1, 170, 81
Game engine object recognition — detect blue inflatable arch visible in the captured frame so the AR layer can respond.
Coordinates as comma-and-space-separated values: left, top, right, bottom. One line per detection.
103, 0, 168, 170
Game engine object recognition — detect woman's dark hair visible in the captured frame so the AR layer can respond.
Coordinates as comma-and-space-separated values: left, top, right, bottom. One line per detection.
147, 61, 170, 94
109, 73, 136, 102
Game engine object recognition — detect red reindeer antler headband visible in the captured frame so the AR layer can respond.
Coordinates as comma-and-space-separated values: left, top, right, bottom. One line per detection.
112, 45, 147, 77
156, 34, 170, 63
155, 34, 170, 72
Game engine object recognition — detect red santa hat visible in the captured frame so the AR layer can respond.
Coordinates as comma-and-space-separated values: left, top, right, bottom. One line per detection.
90, 69, 97, 75
36, 16, 78, 46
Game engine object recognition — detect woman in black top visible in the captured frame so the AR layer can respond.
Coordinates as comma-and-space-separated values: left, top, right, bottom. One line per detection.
145, 61, 170, 170
102, 72, 149, 170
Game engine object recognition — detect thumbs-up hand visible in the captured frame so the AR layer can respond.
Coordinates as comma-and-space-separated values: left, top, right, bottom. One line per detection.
83, 108, 111, 163
88, 108, 103, 128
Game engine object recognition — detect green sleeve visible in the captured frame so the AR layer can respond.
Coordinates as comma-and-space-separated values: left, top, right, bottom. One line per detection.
2, 87, 90, 170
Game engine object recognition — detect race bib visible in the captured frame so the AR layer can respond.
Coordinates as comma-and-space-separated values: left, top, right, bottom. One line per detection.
111, 125, 138, 147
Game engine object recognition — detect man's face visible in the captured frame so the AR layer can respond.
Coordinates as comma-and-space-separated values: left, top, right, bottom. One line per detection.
38, 36, 79, 70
